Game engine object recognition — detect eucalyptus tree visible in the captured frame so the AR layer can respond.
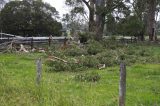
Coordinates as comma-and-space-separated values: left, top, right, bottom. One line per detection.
147, 0, 157, 41
63, 0, 88, 33
125, 0, 160, 41
136, 0, 160, 41
129, 0, 148, 41
65, 0, 129, 40
143, 0, 160, 41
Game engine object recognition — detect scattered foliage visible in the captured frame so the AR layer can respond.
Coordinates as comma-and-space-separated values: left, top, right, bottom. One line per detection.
87, 40, 104, 55
75, 71, 101, 82
64, 45, 87, 56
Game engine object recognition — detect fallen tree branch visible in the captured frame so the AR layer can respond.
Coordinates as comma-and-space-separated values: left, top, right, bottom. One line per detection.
48, 56, 68, 63
19, 44, 29, 53
47, 55, 79, 64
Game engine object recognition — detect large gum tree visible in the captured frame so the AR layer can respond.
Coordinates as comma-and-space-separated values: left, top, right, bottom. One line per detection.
65, 0, 127, 40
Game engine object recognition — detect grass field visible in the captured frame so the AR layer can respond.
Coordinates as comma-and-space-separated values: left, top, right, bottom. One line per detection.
0, 43, 160, 106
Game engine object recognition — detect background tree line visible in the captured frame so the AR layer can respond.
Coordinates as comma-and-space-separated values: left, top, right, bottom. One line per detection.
0, 0, 160, 40
0, 0, 62, 36
64, 0, 160, 41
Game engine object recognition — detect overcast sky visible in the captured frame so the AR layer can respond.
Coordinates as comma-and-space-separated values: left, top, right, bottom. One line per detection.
44, 0, 67, 17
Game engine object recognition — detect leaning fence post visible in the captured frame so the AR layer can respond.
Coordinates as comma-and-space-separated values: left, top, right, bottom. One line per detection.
36, 58, 42, 85
119, 62, 126, 106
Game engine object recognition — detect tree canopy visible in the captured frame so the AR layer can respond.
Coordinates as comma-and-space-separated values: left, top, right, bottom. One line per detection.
0, 0, 62, 36
0, 0, 160, 40
64, 0, 160, 41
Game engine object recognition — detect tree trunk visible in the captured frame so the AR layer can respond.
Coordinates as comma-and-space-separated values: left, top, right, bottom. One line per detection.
95, 15, 105, 40
82, 0, 105, 40
95, 0, 105, 40
82, 0, 95, 32
147, 0, 156, 41
89, 8, 95, 32
138, 31, 145, 41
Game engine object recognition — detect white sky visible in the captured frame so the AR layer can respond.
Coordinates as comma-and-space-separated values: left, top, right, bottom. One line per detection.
44, 0, 68, 17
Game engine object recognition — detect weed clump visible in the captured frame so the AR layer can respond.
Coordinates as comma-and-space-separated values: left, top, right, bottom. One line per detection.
75, 71, 101, 82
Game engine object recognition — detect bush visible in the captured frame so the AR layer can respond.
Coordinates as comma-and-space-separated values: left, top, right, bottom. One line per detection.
45, 57, 86, 72
87, 40, 104, 55
45, 60, 71, 72
138, 49, 150, 57
64, 45, 87, 56
78, 55, 100, 68
67, 58, 85, 71
117, 15, 144, 37
125, 55, 137, 65
125, 48, 136, 55
96, 51, 117, 66
75, 71, 101, 82
45, 55, 100, 72
79, 32, 91, 43
101, 38, 121, 50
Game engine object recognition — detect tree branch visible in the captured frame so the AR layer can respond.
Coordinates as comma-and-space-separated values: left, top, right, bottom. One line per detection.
82, 0, 91, 10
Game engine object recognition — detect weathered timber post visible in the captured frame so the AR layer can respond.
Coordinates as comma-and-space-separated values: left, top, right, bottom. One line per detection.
31, 37, 33, 50
48, 35, 52, 47
119, 62, 126, 106
8, 36, 9, 42
36, 58, 42, 85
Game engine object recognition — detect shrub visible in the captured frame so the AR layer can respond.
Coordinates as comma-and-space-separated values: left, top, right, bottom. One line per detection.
101, 38, 120, 50
138, 49, 150, 57
87, 40, 104, 55
79, 32, 91, 43
125, 48, 136, 55
64, 45, 87, 56
45, 60, 71, 72
117, 15, 144, 37
45, 55, 100, 72
78, 56, 100, 68
118, 54, 126, 61
75, 71, 101, 82
96, 51, 117, 66
45, 57, 85, 72
125, 55, 137, 65
67, 58, 85, 71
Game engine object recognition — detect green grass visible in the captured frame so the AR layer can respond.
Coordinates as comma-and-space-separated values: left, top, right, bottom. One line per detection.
0, 53, 160, 106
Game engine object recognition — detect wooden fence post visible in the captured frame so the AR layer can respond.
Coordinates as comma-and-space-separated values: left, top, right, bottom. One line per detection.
31, 37, 33, 50
48, 35, 51, 47
119, 62, 126, 106
36, 58, 42, 85
8, 36, 9, 42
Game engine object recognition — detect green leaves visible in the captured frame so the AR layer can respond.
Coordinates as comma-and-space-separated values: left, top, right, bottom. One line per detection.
0, 0, 62, 36
117, 16, 144, 37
